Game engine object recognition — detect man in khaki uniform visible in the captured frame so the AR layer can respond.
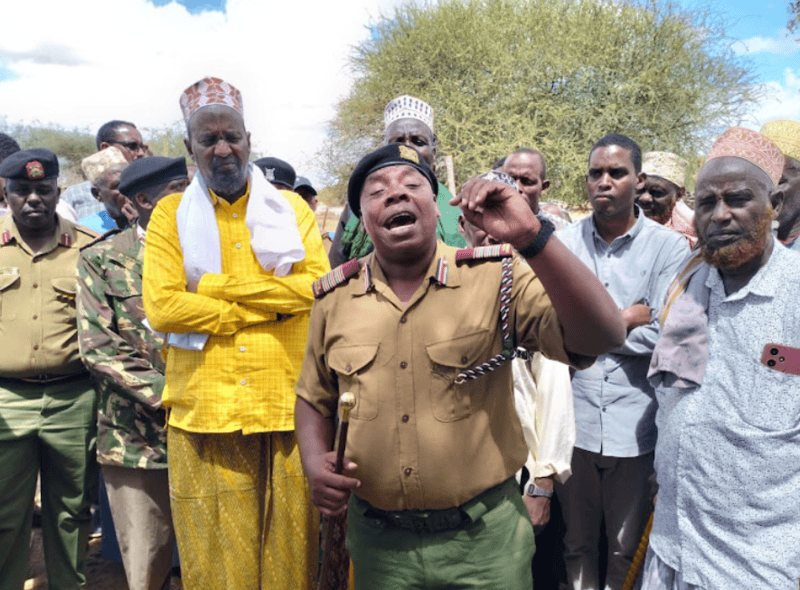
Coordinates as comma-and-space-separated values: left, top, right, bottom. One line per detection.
295, 144, 626, 589
0, 149, 99, 590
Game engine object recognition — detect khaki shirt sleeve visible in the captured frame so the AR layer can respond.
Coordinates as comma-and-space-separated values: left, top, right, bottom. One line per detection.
511, 255, 595, 370
295, 297, 339, 418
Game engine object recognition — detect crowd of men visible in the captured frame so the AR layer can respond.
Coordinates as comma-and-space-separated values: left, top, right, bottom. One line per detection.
0, 76, 798, 590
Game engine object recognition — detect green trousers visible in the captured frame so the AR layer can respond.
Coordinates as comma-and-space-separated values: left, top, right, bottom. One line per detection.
347, 478, 535, 590
0, 376, 97, 590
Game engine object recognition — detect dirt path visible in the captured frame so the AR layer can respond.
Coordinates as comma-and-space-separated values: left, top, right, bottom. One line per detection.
26, 529, 182, 590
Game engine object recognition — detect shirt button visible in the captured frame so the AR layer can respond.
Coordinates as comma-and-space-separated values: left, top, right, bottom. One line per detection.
239, 346, 246, 352
33, 283, 38, 288
402, 414, 409, 423
604, 282, 609, 287
235, 243, 242, 249
232, 213, 238, 218
604, 376, 609, 381
240, 379, 247, 386
346, 365, 352, 372
404, 468, 412, 476
33, 344, 39, 350
461, 356, 468, 364
400, 361, 407, 369
32, 315, 38, 320
400, 316, 407, 324
602, 407, 607, 412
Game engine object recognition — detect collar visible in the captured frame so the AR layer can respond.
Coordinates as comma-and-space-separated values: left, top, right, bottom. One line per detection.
209, 182, 251, 208
706, 235, 784, 301
359, 241, 461, 296
588, 204, 645, 248
1, 214, 76, 250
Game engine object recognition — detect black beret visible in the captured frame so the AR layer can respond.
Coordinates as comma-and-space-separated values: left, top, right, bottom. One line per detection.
347, 143, 438, 217
294, 176, 317, 195
118, 156, 188, 198
0, 148, 58, 180
254, 157, 296, 190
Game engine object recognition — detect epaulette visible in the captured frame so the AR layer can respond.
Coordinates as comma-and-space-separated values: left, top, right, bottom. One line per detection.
313, 258, 361, 299
1, 229, 12, 246
455, 243, 514, 264
80, 228, 121, 251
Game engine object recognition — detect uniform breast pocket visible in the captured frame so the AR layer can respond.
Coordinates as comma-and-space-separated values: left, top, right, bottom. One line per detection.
51, 277, 78, 316
426, 329, 490, 422
104, 270, 144, 318
0, 272, 20, 320
743, 358, 800, 432
328, 344, 380, 420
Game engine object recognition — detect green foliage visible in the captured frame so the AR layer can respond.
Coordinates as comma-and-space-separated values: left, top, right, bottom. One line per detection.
3, 121, 96, 181
322, 0, 759, 204
143, 121, 191, 158
790, 0, 800, 34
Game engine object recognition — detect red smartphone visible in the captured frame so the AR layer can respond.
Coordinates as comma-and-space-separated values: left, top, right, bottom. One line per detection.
760, 343, 800, 376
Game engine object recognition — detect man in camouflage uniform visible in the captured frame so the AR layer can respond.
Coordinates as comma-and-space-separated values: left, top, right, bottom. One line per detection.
77, 157, 188, 590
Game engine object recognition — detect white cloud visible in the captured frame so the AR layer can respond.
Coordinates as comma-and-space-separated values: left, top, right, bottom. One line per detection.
741, 68, 800, 130
733, 30, 800, 56
0, 0, 402, 186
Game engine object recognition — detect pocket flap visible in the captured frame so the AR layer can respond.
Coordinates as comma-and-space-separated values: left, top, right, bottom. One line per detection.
51, 277, 77, 296
426, 329, 491, 369
328, 344, 380, 376
0, 272, 20, 292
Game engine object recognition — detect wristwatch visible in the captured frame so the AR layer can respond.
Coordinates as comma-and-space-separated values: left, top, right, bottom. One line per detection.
525, 482, 553, 499
517, 215, 555, 259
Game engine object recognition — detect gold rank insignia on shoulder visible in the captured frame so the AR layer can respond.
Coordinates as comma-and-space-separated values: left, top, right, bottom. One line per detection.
455, 243, 514, 264
398, 145, 419, 164
313, 258, 361, 299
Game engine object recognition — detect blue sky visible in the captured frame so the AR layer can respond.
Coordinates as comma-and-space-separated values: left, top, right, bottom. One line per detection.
149, 0, 226, 14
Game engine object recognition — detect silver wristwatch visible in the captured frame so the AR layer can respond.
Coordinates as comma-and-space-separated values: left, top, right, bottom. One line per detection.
525, 482, 553, 499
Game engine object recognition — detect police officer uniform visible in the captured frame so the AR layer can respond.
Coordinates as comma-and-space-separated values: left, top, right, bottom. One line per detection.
0, 149, 99, 590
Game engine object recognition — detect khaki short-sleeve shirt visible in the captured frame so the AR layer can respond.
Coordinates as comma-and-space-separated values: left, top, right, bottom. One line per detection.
0, 214, 97, 379
296, 242, 591, 511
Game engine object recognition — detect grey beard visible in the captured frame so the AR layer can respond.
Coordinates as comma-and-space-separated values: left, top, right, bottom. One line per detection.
206, 166, 248, 197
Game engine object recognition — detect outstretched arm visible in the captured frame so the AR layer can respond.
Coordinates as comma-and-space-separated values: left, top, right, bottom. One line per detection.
453, 178, 625, 357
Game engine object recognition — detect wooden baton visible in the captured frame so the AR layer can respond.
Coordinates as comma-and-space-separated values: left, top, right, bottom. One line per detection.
317, 392, 356, 590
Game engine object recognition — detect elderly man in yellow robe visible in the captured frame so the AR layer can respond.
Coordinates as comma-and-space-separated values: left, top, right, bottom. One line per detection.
143, 77, 329, 590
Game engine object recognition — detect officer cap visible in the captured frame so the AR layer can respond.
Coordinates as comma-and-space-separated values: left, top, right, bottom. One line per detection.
0, 148, 59, 180
118, 156, 188, 198
254, 157, 296, 190
294, 176, 317, 195
347, 143, 438, 217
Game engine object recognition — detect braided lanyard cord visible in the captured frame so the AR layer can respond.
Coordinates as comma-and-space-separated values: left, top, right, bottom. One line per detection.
454, 256, 516, 384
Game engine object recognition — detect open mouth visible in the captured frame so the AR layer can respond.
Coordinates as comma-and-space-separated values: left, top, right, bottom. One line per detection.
384, 211, 417, 230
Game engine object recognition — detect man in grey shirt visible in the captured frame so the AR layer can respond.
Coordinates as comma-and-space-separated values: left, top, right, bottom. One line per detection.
557, 134, 690, 590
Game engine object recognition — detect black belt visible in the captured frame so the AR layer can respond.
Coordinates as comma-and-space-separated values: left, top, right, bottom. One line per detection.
14, 373, 87, 384
363, 477, 517, 533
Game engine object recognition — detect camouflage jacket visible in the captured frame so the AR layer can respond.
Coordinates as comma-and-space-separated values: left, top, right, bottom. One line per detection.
77, 226, 167, 469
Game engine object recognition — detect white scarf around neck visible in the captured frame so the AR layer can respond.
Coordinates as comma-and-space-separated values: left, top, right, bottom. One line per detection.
166, 163, 305, 351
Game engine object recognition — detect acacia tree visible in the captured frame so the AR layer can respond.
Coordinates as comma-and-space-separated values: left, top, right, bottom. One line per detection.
322, 0, 759, 204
